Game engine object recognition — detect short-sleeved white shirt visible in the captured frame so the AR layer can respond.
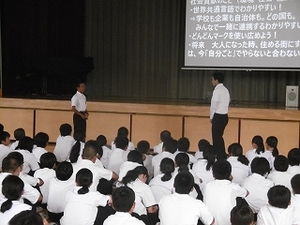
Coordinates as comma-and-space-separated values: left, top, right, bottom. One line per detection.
100, 145, 112, 168
47, 178, 75, 213
287, 165, 300, 177
291, 194, 300, 211
194, 151, 203, 160
149, 173, 175, 203
32, 146, 48, 163
203, 179, 248, 225
267, 171, 293, 192
245, 149, 273, 169
227, 156, 250, 185
159, 193, 214, 225
19, 172, 39, 186
15, 149, 40, 174
210, 83, 230, 119
118, 161, 141, 182
153, 142, 163, 154
0, 199, 32, 225
9, 141, 19, 151
103, 212, 145, 225
60, 186, 110, 225
242, 173, 274, 213
107, 148, 128, 175
34, 168, 56, 204
191, 159, 214, 187
71, 91, 86, 111
0, 144, 13, 169
152, 152, 175, 177
53, 135, 75, 162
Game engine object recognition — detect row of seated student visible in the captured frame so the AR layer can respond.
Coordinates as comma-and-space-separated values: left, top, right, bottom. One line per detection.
0, 124, 300, 224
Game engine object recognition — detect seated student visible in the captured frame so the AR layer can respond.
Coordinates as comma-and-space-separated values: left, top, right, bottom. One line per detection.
149, 158, 175, 203
118, 150, 143, 182
103, 186, 145, 225
245, 135, 271, 165
47, 161, 75, 223
0, 175, 32, 225
9, 210, 48, 225
137, 140, 153, 177
230, 205, 254, 225
287, 148, 300, 176
0, 131, 13, 170
153, 130, 171, 154
152, 137, 176, 177
227, 143, 250, 185
60, 168, 111, 225
121, 166, 158, 224
175, 137, 197, 166
267, 155, 292, 191
257, 185, 300, 225
33, 152, 56, 204
53, 123, 76, 162
203, 160, 248, 225
195, 139, 210, 160
9, 128, 25, 150
32, 132, 49, 163
242, 157, 274, 213
111, 127, 135, 151
15, 136, 40, 175
264, 136, 279, 169
159, 171, 214, 225
291, 174, 300, 211
96, 135, 111, 168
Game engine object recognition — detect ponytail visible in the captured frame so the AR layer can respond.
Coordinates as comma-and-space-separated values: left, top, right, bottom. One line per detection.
237, 155, 249, 166
228, 143, 249, 166
0, 199, 12, 213
69, 141, 81, 163
175, 153, 189, 173
252, 135, 264, 155
78, 185, 90, 195
266, 136, 279, 157
203, 145, 216, 171
160, 158, 174, 182
76, 168, 93, 195
122, 166, 148, 185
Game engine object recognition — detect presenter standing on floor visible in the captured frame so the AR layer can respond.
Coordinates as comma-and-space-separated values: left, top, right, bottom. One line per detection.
71, 81, 88, 140
210, 72, 230, 160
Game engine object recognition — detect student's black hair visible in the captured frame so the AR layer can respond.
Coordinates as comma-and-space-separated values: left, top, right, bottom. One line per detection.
212, 159, 232, 180
267, 185, 291, 209
76, 168, 93, 195
2, 156, 21, 173
198, 139, 210, 152
82, 140, 98, 160
59, 123, 72, 136
117, 126, 129, 137
40, 152, 56, 169
127, 150, 143, 165
252, 135, 264, 154
250, 157, 271, 175
121, 166, 148, 185
15, 136, 34, 153
7, 151, 24, 166
175, 153, 189, 173
174, 171, 194, 194
291, 174, 300, 194
75, 79, 86, 88
137, 140, 150, 154
112, 186, 135, 212
55, 161, 73, 181
34, 132, 49, 148
1, 175, 24, 213
9, 210, 44, 225
287, 148, 300, 166
228, 143, 249, 166
160, 130, 171, 142
160, 158, 175, 182
212, 71, 224, 83
273, 155, 289, 172
69, 140, 81, 163
177, 137, 190, 152
266, 136, 279, 157
203, 145, 216, 171
115, 136, 129, 150
13, 128, 25, 141
0, 123, 4, 132
163, 137, 177, 154
0, 131, 10, 143
230, 205, 254, 225
96, 134, 107, 146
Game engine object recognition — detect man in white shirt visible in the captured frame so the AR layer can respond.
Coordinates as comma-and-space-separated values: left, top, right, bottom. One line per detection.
210, 72, 230, 159
71, 81, 88, 140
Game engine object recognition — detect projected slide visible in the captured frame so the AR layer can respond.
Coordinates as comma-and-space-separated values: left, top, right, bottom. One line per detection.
185, 0, 300, 70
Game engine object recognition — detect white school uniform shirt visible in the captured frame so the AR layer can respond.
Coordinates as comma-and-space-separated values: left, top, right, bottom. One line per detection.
203, 179, 248, 225
194, 151, 203, 160
153, 142, 163, 154
103, 212, 145, 225
53, 135, 75, 162
0, 172, 40, 204
0, 199, 32, 225
257, 204, 300, 225
227, 156, 250, 185
107, 148, 128, 175
242, 173, 274, 213
291, 194, 300, 211
34, 168, 56, 204
245, 149, 273, 168
100, 145, 111, 168
159, 192, 214, 225
210, 83, 230, 119
287, 165, 300, 177
71, 91, 87, 111
15, 149, 40, 174
152, 151, 175, 177
267, 170, 293, 192
47, 178, 75, 213
125, 179, 157, 216
143, 154, 153, 176
9, 140, 19, 150
192, 159, 214, 188
111, 141, 135, 151
118, 161, 141, 182
60, 186, 110, 225
149, 173, 175, 203
72, 159, 113, 191
0, 145, 13, 170
32, 146, 48, 163
19, 172, 39, 186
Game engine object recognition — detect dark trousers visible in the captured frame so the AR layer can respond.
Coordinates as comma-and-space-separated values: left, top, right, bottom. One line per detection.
73, 113, 86, 139
212, 113, 228, 159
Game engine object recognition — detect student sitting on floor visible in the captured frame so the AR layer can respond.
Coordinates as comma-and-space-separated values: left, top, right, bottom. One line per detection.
230, 205, 254, 225
291, 174, 300, 211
